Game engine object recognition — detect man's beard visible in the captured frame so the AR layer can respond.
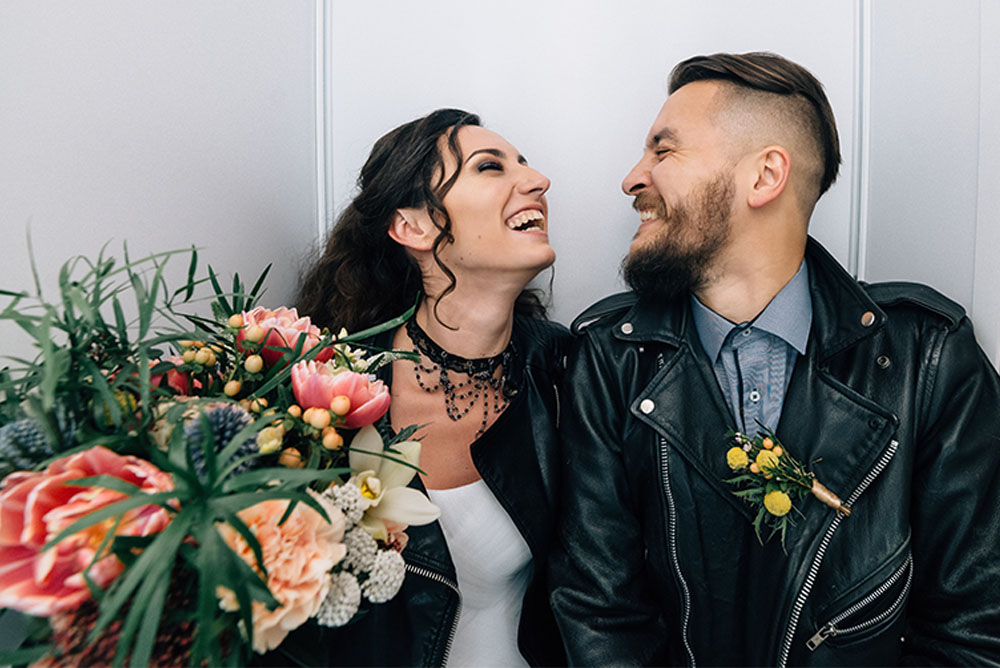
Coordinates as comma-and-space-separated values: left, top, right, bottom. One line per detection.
621, 171, 735, 301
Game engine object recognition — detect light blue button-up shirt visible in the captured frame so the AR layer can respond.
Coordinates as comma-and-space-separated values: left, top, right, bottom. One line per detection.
690, 260, 812, 435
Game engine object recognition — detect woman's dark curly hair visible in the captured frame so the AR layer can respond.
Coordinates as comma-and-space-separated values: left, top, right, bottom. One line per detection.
296, 108, 546, 332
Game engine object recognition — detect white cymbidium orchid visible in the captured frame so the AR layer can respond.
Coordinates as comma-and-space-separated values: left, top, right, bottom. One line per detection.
348, 425, 440, 541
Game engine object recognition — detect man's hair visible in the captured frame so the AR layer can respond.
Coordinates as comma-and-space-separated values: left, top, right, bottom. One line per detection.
669, 52, 841, 203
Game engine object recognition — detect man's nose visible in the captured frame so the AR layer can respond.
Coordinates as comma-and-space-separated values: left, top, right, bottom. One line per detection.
622, 156, 652, 195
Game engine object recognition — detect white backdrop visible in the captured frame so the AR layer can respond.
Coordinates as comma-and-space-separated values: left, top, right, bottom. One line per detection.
0, 0, 997, 369
325, 0, 858, 327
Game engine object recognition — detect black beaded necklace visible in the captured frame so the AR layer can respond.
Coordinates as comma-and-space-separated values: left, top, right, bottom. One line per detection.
406, 316, 515, 439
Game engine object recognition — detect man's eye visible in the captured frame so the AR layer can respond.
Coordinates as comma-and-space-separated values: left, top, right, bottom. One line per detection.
654, 148, 671, 158
477, 160, 503, 172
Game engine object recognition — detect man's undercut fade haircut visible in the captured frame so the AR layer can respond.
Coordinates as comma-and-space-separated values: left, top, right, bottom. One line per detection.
669, 52, 841, 203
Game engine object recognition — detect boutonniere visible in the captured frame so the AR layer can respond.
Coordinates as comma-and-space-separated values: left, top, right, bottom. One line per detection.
724, 425, 850, 549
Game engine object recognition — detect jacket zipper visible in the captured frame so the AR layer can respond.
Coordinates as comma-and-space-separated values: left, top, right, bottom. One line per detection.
405, 563, 462, 666
806, 553, 913, 650
654, 353, 697, 667
777, 438, 900, 667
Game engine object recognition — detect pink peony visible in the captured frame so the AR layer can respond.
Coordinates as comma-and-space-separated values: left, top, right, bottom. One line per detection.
0, 446, 174, 617
238, 307, 334, 369
290, 361, 391, 429
216, 491, 346, 653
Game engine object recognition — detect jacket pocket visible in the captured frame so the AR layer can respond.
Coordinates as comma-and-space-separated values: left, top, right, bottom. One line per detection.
807, 552, 912, 651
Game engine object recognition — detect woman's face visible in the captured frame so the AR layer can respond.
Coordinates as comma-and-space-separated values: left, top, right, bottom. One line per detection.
433, 125, 555, 285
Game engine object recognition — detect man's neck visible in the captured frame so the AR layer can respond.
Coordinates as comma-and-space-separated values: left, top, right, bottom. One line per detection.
693, 235, 807, 323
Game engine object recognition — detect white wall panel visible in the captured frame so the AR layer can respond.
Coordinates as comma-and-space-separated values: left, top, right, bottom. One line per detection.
326, 0, 858, 325
0, 1, 319, 365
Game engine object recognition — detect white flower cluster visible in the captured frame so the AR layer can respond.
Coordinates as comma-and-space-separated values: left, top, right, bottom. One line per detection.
323, 482, 365, 525
361, 549, 406, 603
316, 482, 408, 627
316, 571, 361, 628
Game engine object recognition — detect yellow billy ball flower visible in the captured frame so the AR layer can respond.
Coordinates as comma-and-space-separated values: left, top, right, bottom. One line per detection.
726, 447, 749, 470
182, 348, 197, 363
762, 437, 774, 450
287, 404, 302, 418
228, 313, 244, 329
756, 449, 780, 472
764, 490, 792, 517
194, 348, 212, 366
224, 379, 242, 397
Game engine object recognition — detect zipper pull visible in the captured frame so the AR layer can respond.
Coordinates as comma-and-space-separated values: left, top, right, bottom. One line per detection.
807, 623, 836, 651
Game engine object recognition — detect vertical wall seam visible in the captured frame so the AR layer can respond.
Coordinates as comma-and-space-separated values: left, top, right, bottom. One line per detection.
848, 0, 872, 280
314, 0, 332, 242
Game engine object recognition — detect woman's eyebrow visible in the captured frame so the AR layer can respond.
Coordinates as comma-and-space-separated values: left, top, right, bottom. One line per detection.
465, 148, 506, 164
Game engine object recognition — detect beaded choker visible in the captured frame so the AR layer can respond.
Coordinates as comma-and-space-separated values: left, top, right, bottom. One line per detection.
405, 316, 515, 439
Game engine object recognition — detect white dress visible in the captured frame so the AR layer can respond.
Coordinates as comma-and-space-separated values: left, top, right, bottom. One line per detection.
427, 479, 532, 667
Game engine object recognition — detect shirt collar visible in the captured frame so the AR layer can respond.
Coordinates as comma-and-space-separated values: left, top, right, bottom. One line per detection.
690, 259, 812, 361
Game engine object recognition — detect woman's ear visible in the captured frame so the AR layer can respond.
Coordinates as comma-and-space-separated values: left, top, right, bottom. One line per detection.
388, 207, 436, 251
747, 146, 791, 209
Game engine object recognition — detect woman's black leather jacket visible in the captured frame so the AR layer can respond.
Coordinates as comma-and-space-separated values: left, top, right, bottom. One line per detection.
273, 315, 569, 667
550, 238, 1000, 666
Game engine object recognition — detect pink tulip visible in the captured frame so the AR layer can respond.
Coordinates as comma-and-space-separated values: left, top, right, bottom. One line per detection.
238, 307, 333, 369
290, 361, 390, 429
0, 446, 174, 617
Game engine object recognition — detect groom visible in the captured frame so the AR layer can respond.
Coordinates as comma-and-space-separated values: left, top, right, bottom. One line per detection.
550, 51, 1000, 666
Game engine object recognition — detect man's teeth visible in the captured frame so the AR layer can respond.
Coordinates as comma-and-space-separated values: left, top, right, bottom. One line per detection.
505, 209, 545, 230
639, 209, 658, 222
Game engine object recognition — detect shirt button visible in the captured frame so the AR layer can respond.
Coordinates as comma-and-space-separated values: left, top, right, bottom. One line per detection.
749, 389, 761, 403
742, 328, 752, 337
621, 322, 634, 335
861, 311, 876, 327
639, 399, 655, 414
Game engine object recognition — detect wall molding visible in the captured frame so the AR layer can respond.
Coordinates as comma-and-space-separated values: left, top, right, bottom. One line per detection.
314, 0, 333, 242
848, 0, 871, 280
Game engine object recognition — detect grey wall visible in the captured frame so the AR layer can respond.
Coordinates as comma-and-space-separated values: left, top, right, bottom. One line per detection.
1, 1, 320, 364
1, 0, 997, 366
864, 0, 998, 363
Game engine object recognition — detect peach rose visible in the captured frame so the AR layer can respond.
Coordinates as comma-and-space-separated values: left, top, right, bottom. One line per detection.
238, 307, 334, 369
216, 491, 346, 653
290, 362, 390, 429
0, 446, 174, 617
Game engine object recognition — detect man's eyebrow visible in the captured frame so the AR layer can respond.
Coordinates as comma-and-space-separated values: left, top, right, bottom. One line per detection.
648, 127, 679, 147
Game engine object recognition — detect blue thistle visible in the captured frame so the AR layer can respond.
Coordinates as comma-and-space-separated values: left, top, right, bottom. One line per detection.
183, 403, 258, 478
0, 419, 54, 470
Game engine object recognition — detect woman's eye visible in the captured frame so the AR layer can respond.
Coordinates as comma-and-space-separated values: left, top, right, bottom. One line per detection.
477, 160, 503, 172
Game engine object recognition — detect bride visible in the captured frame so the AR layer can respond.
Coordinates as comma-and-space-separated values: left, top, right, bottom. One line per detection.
294, 108, 568, 667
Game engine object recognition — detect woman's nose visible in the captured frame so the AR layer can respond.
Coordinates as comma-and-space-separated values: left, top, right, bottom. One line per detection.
518, 166, 551, 197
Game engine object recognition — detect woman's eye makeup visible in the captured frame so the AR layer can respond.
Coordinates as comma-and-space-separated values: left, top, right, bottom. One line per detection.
476, 160, 503, 172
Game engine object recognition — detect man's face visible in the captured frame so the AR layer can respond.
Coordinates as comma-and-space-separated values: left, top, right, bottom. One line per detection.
620, 81, 737, 300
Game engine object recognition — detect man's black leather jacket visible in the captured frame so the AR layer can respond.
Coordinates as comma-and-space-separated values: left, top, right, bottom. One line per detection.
550, 238, 1000, 666
309, 315, 569, 667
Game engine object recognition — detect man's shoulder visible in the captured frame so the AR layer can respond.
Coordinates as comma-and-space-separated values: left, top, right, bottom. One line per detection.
570, 292, 639, 335
861, 281, 966, 329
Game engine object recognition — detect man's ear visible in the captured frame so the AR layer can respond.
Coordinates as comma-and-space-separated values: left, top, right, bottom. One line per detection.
747, 146, 791, 209
388, 207, 436, 251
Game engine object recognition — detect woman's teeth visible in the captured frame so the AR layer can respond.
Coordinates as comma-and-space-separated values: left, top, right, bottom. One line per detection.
505, 209, 545, 231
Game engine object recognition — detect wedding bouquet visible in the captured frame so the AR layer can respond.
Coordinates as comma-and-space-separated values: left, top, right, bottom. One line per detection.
0, 246, 438, 666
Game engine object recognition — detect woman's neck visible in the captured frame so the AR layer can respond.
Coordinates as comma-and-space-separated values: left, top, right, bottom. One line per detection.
414, 289, 517, 359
